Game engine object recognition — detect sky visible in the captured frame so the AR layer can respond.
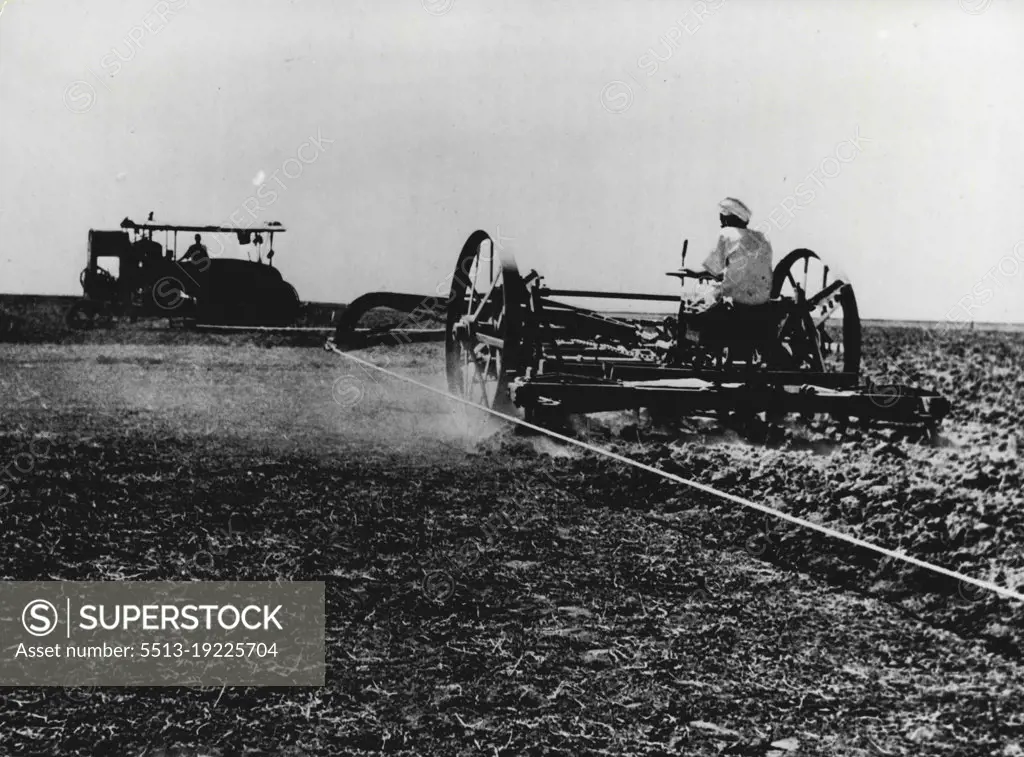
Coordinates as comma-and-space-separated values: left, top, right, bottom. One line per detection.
0, 0, 1022, 322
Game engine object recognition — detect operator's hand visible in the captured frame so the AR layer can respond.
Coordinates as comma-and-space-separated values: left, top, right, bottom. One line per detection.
684, 268, 718, 282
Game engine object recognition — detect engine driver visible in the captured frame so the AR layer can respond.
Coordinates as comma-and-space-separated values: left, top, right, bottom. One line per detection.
180, 234, 208, 265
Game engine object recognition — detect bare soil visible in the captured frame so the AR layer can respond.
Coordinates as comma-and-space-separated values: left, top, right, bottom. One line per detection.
0, 317, 1022, 756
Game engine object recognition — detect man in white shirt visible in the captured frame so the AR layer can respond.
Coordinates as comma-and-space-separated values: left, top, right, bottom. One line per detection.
702, 197, 773, 305
680, 198, 775, 345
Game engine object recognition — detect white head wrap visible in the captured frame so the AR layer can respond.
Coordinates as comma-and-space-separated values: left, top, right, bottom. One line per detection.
718, 197, 752, 223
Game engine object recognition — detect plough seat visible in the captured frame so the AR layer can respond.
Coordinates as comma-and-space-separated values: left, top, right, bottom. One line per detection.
686, 298, 789, 346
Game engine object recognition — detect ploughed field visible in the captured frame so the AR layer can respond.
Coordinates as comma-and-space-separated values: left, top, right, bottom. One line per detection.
0, 320, 1022, 756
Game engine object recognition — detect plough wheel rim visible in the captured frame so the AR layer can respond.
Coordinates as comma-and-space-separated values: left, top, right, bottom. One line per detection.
445, 230, 523, 412
771, 248, 861, 377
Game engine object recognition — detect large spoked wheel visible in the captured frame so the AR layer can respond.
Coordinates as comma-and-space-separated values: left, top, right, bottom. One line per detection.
771, 249, 861, 377
445, 230, 523, 413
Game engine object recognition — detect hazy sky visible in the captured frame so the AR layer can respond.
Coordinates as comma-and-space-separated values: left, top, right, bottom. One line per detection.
1, 0, 1022, 322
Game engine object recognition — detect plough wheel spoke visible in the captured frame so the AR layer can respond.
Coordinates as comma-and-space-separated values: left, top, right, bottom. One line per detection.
772, 248, 861, 378
445, 231, 523, 413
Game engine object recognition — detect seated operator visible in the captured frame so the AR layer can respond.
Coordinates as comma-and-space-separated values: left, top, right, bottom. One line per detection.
686, 197, 774, 331
180, 234, 208, 265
